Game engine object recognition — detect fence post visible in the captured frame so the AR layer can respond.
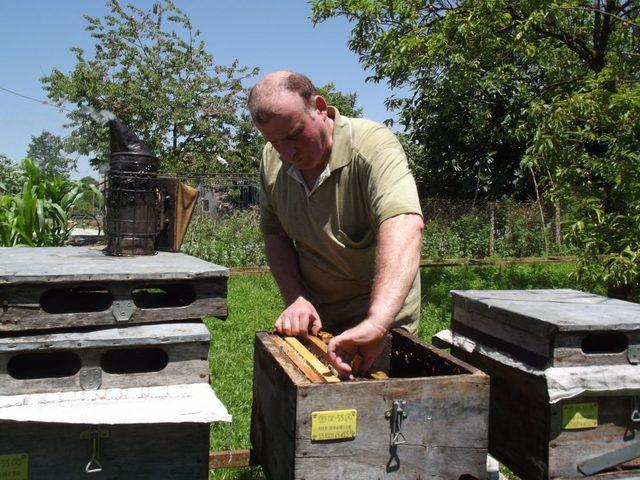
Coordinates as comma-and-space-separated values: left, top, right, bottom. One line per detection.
488, 201, 496, 257
555, 202, 562, 248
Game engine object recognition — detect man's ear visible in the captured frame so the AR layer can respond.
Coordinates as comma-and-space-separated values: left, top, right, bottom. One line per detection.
315, 95, 328, 114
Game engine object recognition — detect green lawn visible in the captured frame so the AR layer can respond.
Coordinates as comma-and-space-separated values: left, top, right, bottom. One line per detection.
207, 263, 590, 479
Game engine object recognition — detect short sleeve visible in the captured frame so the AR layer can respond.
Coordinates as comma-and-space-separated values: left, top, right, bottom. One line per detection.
366, 140, 423, 225
259, 146, 287, 236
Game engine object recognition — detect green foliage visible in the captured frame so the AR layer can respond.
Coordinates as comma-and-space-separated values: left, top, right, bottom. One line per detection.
311, 0, 640, 298
41, 0, 259, 175
0, 158, 83, 246
0, 155, 25, 195
525, 79, 640, 298
422, 214, 490, 258
317, 82, 364, 117
181, 209, 266, 268
26, 131, 76, 178
72, 176, 104, 229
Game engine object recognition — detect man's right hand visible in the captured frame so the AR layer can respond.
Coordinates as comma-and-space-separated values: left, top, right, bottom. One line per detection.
274, 296, 322, 337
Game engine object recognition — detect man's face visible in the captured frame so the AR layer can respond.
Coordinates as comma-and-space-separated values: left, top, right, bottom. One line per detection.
256, 93, 331, 172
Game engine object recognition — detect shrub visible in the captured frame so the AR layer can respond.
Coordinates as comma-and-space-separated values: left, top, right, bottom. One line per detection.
182, 209, 266, 267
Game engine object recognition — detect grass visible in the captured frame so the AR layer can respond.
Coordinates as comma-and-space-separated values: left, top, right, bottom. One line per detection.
206, 263, 595, 479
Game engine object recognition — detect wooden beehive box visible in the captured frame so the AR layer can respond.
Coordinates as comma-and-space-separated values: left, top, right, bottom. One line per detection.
251, 329, 490, 480
0, 383, 230, 479
443, 289, 640, 480
0, 322, 210, 395
0, 246, 228, 332
0, 321, 230, 479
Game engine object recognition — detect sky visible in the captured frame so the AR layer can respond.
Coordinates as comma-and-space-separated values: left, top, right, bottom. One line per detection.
0, 1, 400, 180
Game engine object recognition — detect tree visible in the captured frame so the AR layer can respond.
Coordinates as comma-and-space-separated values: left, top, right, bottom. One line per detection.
317, 82, 364, 118
41, 0, 258, 175
26, 131, 76, 178
0, 155, 25, 195
312, 0, 640, 299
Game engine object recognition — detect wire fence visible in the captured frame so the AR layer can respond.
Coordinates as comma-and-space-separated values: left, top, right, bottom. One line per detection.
71, 173, 571, 258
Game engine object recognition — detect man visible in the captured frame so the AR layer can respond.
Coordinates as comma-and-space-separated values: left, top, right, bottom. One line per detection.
248, 71, 423, 379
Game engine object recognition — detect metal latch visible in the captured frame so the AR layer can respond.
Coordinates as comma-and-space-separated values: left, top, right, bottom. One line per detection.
385, 400, 408, 447
80, 428, 109, 474
631, 396, 640, 423
628, 345, 640, 364
80, 368, 102, 391
112, 299, 134, 322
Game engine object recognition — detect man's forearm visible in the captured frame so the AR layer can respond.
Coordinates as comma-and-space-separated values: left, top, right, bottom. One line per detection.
264, 232, 307, 305
366, 214, 424, 330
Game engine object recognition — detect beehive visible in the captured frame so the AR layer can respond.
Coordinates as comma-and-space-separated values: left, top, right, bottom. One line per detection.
439, 289, 640, 479
0, 246, 231, 479
251, 329, 490, 480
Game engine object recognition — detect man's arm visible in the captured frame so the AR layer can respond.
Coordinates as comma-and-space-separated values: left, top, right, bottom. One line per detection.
328, 213, 424, 378
264, 232, 322, 337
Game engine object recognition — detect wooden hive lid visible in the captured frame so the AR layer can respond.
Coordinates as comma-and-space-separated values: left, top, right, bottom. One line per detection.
0, 246, 229, 285
451, 289, 640, 337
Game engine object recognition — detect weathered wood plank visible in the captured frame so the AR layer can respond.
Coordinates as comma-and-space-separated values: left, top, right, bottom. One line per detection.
209, 449, 253, 469
251, 333, 302, 480
0, 246, 229, 284
0, 322, 210, 352
451, 289, 640, 334
230, 255, 590, 276
552, 332, 640, 367
0, 422, 209, 479
453, 306, 551, 360
295, 375, 489, 480
0, 323, 210, 395
0, 279, 228, 332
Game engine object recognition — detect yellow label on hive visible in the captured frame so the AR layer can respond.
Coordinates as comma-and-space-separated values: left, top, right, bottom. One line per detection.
562, 402, 598, 429
311, 409, 357, 441
0, 453, 28, 480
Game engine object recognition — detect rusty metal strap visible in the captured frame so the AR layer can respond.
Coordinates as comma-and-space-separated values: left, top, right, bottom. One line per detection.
578, 442, 640, 476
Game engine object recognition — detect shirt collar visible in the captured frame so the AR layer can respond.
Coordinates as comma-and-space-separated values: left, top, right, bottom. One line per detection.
285, 106, 353, 197
287, 161, 331, 197
327, 106, 353, 171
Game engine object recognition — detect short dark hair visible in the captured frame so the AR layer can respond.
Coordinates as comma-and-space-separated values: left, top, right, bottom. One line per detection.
248, 72, 318, 124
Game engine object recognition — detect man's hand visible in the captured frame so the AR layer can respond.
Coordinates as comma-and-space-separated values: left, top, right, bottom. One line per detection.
328, 319, 388, 380
274, 296, 322, 337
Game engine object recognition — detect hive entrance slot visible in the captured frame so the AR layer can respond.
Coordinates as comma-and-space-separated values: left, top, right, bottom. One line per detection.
40, 287, 113, 314
101, 347, 168, 374
581, 333, 628, 354
8, 351, 81, 379
131, 284, 195, 309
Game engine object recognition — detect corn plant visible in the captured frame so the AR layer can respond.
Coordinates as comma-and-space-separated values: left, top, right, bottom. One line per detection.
0, 158, 82, 247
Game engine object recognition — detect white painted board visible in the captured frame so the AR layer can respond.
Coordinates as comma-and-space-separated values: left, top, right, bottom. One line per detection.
0, 383, 231, 424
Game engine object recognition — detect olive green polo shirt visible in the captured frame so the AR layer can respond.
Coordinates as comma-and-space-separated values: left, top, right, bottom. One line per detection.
260, 107, 423, 334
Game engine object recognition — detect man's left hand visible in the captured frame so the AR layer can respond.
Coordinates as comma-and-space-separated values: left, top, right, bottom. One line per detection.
327, 319, 388, 380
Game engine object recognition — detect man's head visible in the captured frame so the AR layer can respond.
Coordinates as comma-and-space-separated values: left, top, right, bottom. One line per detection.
248, 71, 333, 172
